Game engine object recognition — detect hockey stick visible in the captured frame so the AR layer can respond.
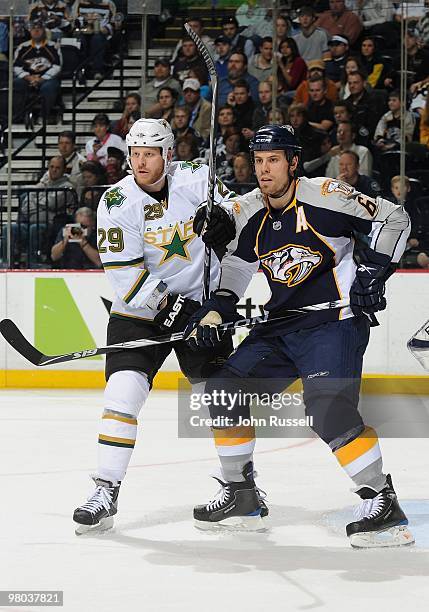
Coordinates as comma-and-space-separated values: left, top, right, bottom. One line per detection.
184, 22, 218, 302
407, 318, 429, 371
0, 298, 350, 367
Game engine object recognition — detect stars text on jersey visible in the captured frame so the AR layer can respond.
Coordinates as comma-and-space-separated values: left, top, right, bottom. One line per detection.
145, 221, 195, 265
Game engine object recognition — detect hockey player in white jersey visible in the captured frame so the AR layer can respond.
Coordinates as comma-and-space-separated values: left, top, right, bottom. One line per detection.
186, 124, 415, 548
73, 118, 237, 534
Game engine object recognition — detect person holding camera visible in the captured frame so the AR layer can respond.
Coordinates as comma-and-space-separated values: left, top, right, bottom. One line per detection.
51, 206, 101, 269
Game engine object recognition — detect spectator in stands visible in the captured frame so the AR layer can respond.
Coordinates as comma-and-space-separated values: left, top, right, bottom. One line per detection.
51, 207, 101, 269
339, 55, 366, 100
293, 5, 329, 63
302, 131, 333, 177
217, 51, 259, 105
172, 36, 209, 84
294, 59, 338, 106
105, 146, 126, 185
157, 86, 179, 123
248, 79, 273, 135
230, 79, 255, 131
248, 37, 273, 82
143, 58, 181, 118
336, 150, 381, 198
29, 155, 74, 220
0, 19, 8, 64
221, 16, 254, 59
316, 0, 362, 46
417, 7, 429, 47
23, 156, 74, 265
216, 126, 244, 181
214, 35, 232, 80
345, 70, 386, 141
216, 104, 236, 144
73, 0, 117, 79
420, 95, 429, 147
188, 65, 210, 99
28, 1, 72, 41
276, 15, 292, 44
79, 160, 107, 207
111, 93, 141, 139
232, 152, 254, 184
324, 35, 349, 84
387, 28, 429, 91
374, 90, 415, 152
268, 108, 288, 124
333, 101, 352, 125
56, 130, 85, 184
325, 120, 373, 177
172, 18, 214, 63
389, 175, 429, 269
13, 20, 62, 119
85, 113, 127, 167
359, 36, 388, 90
278, 37, 307, 95
183, 78, 212, 141
127, 110, 140, 132
289, 102, 325, 163
171, 105, 201, 146
175, 133, 201, 162
307, 75, 335, 132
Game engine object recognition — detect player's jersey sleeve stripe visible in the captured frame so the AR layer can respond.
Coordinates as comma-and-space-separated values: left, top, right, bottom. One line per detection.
103, 256, 145, 270
255, 210, 270, 257
123, 269, 150, 304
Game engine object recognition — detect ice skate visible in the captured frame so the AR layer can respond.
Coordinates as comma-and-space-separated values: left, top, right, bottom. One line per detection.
73, 477, 120, 536
194, 462, 267, 531
346, 474, 415, 548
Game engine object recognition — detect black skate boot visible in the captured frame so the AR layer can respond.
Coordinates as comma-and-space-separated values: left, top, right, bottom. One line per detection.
73, 477, 120, 535
346, 474, 415, 548
194, 462, 266, 531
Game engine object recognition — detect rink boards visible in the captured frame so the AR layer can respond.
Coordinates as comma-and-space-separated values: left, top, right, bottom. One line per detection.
0, 269, 428, 390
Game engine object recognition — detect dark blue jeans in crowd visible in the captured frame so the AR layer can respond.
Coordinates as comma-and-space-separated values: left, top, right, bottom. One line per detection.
13, 77, 60, 117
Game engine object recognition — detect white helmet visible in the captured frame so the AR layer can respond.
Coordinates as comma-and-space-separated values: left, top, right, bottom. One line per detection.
126, 118, 174, 176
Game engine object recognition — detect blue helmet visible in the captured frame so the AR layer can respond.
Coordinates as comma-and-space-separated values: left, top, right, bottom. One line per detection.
249, 124, 302, 176
249, 124, 302, 155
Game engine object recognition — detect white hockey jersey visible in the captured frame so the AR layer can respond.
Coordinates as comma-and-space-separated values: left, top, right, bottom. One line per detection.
97, 161, 236, 321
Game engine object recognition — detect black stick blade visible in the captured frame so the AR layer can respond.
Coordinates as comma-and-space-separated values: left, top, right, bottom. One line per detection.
0, 319, 45, 366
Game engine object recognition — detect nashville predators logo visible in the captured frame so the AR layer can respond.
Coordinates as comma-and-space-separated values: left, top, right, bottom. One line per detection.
260, 244, 322, 286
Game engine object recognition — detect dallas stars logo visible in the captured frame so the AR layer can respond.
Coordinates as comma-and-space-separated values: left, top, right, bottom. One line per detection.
180, 161, 202, 173
154, 223, 195, 265
104, 187, 126, 212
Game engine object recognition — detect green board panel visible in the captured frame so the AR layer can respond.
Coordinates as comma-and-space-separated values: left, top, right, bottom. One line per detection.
35, 278, 101, 360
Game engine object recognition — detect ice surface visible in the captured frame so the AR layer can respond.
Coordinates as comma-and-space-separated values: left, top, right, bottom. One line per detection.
0, 389, 428, 612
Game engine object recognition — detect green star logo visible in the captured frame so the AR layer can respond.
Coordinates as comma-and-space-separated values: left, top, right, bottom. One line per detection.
180, 161, 203, 173
154, 223, 195, 265
104, 187, 126, 212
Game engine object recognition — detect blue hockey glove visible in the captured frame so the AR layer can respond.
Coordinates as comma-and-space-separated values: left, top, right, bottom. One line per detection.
193, 204, 236, 252
350, 250, 395, 317
153, 293, 201, 333
185, 289, 240, 350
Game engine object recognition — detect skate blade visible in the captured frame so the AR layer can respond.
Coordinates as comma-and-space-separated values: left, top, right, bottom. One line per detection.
349, 525, 415, 548
194, 514, 267, 533
74, 516, 114, 536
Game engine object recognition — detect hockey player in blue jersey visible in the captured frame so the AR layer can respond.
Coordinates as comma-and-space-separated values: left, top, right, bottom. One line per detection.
186, 124, 414, 548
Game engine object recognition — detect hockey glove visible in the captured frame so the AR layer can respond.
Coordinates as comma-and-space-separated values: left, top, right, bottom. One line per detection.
185, 289, 240, 350
193, 204, 236, 254
350, 250, 395, 317
153, 293, 201, 333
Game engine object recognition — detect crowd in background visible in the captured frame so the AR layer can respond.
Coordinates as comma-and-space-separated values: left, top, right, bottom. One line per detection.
1, 0, 429, 270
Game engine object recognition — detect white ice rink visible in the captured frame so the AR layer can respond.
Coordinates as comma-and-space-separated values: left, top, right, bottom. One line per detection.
1, 389, 429, 612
